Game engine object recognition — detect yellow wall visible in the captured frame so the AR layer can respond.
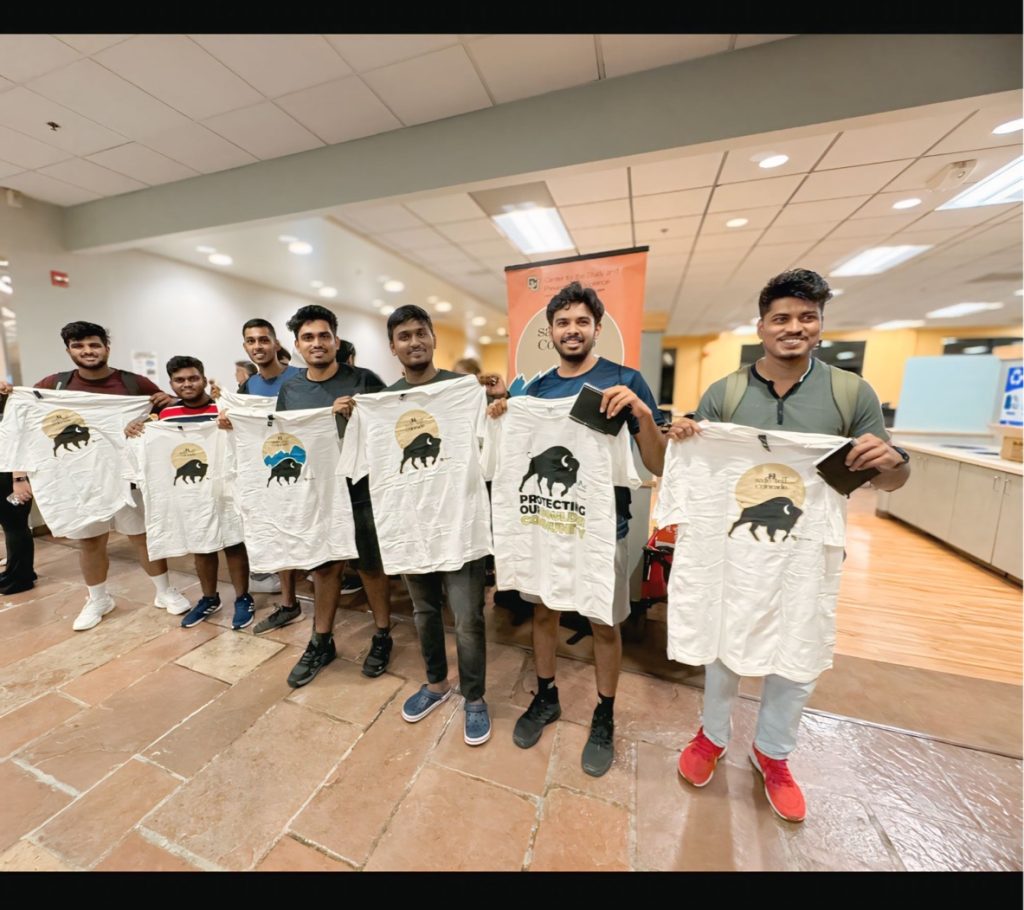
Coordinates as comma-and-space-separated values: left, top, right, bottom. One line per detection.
480, 343, 509, 377
663, 324, 1023, 412
433, 324, 468, 371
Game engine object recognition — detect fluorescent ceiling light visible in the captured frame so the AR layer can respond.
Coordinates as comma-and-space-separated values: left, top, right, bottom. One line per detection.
471, 316, 487, 327
492, 207, 574, 255
0, 278, 11, 295
195, 245, 216, 254
725, 217, 749, 228
836, 351, 856, 360
208, 253, 232, 266
288, 241, 313, 255
962, 345, 989, 354
318, 287, 338, 299
830, 245, 932, 276
874, 320, 925, 330
926, 302, 1004, 318
992, 118, 1024, 135
732, 324, 758, 335
755, 153, 789, 169
892, 197, 922, 210
479, 335, 492, 345
383, 279, 405, 293
938, 155, 1023, 209
434, 301, 452, 313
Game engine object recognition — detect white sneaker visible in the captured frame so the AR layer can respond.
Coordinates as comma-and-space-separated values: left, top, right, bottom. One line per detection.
73, 595, 115, 631
249, 573, 281, 594
154, 587, 190, 615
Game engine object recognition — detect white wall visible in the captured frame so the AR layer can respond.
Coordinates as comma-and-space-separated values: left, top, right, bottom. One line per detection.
0, 196, 401, 391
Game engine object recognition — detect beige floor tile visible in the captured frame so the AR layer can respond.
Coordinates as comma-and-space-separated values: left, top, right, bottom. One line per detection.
0, 839, 76, 871
145, 702, 359, 870
549, 720, 635, 807
0, 586, 83, 635
364, 764, 536, 871
105, 568, 198, 606
0, 619, 81, 671
175, 631, 284, 684
286, 659, 403, 728
256, 835, 355, 871
0, 693, 84, 759
94, 831, 201, 871
529, 787, 630, 871
0, 762, 73, 853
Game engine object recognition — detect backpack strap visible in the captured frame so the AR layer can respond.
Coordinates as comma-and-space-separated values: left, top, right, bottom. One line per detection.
721, 366, 750, 423
119, 370, 142, 395
826, 363, 862, 437
54, 370, 76, 390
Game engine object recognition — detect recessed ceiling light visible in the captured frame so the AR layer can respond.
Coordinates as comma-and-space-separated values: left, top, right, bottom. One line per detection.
496, 326, 508, 337
383, 279, 405, 293
288, 241, 313, 255
938, 155, 1023, 209
434, 301, 453, 313
310, 280, 324, 289
926, 302, 1003, 318
992, 118, 1024, 135
208, 253, 233, 266
874, 320, 926, 330
318, 286, 338, 299
732, 324, 758, 335
479, 335, 493, 345
371, 298, 385, 308
196, 244, 216, 254
830, 245, 932, 276
892, 197, 922, 210
725, 217, 749, 228
754, 153, 789, 169
471, 316, 487, 327
380, 305, 395, 316
278, 234, 297, 243
427, 295, 439, 304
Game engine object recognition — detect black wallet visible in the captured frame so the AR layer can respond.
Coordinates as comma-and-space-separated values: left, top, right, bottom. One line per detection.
815, 440, 879, 496
569, 383, 629, 436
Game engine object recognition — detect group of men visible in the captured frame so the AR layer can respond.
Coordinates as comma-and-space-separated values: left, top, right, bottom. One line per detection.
0, 268, 910, 820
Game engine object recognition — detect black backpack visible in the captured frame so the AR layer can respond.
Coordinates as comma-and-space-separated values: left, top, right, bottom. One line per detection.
54, 369, 143, 395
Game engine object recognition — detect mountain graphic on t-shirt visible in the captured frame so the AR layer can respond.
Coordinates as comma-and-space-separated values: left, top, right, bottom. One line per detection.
263, 445, 307, 468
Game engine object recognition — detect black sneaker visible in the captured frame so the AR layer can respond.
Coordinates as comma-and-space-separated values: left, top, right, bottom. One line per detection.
340, 574, 363, 596
253, 603, 301, 635
361, 628, 393, 678
513, 688, 561, 749
581, 707, 615, 777
287, 632, 336, 688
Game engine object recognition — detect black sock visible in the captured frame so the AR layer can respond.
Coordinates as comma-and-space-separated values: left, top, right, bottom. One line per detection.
537, 676, 558, 700
596, 693, 615, 718
375, 625, 391, 636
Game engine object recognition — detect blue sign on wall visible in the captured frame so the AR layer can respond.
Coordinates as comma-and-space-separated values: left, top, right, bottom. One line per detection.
1000, 365, 1023, 427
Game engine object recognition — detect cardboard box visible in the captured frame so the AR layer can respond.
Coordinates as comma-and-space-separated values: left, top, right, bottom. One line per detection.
1000, 434, 1023, 463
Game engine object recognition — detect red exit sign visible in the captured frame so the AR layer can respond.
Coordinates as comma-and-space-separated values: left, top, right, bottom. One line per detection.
50, 270, 69, 287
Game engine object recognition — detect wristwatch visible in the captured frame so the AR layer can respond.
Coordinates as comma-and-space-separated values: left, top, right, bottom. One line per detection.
891, 445, 911, 464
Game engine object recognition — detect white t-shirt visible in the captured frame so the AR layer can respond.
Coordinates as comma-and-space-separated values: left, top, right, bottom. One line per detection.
124, 420, 244, 559
340, 374, 491, 575
482, 395, 641, 625
654, 422, 849, 684
227, 406, 357, 573
0, 387, 151, 538
218, 390, 277, 413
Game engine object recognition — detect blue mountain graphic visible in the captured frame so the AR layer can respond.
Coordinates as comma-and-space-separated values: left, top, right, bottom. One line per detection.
264, 445, 307, 468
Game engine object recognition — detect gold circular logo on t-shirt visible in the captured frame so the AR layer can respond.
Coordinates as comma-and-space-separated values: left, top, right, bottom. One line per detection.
735, 463, 805, 510
262, 432, 302, 461
170, 443, 208, 470
41, 409, 87, 439
394, 410, 439, 450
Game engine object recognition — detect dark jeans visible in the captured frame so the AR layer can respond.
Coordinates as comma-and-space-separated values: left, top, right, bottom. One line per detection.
403, 556, 487, 702
0, 473, 34, 586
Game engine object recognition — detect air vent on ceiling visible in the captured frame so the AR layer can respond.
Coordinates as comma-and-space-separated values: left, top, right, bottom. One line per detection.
968, 271, 1023, 283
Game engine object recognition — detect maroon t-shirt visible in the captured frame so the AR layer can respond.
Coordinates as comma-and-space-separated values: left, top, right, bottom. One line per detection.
35, 369, 162, 397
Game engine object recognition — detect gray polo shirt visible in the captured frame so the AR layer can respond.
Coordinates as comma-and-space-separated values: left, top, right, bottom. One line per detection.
695, 358, 889, 439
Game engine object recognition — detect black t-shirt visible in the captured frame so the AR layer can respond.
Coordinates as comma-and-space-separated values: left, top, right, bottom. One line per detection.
387, 368, 462, 391
276, 364, 386, 439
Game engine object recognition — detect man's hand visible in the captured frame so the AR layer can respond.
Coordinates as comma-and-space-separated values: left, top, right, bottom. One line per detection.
209, 380, 222, 400
666, 417, 702, 441
217, 412, 233, 431
846, 434, 905, 472
332, 396, 355, 418
150, 391, 174, 410
600, 385, 650, 421
124, 417, 148, 438
480, 373, 508, 399
11, 475, 32, 503
0, 381, 12, 397
487, 398, 508, 419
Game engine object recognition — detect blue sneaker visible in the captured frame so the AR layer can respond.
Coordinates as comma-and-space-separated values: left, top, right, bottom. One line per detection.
464, 700, 491, 746
232, 593, 255, 630
181, 594, 221, 628
401, 684, 453, 723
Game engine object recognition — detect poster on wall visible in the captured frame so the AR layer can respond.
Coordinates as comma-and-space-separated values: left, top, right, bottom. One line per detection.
132, 351, 159, 383
504, 247, 648, 393
999, 364, 1023, 427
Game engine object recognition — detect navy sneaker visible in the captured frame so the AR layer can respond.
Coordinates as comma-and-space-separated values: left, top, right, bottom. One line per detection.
232, 593, 255, 630
181, 594, 222, 629
464, 700, 492, 746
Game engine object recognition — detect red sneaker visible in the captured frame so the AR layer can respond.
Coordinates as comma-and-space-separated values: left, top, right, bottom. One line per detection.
749, 745, 806, 822
677, 727, 727, 787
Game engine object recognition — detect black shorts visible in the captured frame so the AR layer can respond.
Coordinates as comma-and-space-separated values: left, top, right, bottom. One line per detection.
348, 478, 383, 574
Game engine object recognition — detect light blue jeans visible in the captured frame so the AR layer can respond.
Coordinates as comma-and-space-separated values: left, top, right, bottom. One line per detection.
701, 659, 817, 759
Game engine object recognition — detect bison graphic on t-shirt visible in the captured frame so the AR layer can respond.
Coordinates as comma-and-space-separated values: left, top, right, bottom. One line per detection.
52, 423, 90, 455
729, 496, 803, 542
520, 446, 580, 497
400, 432, 441, 473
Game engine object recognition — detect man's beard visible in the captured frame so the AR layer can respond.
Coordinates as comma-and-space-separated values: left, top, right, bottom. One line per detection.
555, 337, 594, 363
73, 355, 108, 371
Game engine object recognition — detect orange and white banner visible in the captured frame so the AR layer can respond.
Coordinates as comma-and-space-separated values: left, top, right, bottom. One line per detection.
504, 247, 648, 392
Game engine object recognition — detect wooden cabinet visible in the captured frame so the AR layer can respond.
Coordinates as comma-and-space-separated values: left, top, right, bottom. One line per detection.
992, 474, 1023, 579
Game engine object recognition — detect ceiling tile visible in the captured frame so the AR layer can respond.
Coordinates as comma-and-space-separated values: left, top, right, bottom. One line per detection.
38, 157, 147, 195
409, 243, 478, 264
633, 187, 711, 222
191, 35, 352, 98
848, 190, 941, 220
772, 196, 866, 226
884, 146, 1022, 193
0, 124, 72, 168
361, 46, 491, 126
719, 133, 836, 184
28, 59, 191, 141
0, 35, 80, 83
759, 221, 841, 245
569, 224, 634, 252
930, 103, 1024, 155
142, 122, 257, 174
559, 199, 631, 229
692, 230, 760, 253
436, 219, 505, 243
635, 216, 701, 242
791, 160, 911, 203
0, 76, 12, 93
87, 142, 199, 185
600, 35, 731, 78
817, 113, 968, 170
546, 168, 628, 206
404, 193, 485, 224
461, 238, 520, 258
54, 35, 132, 55
631, 151, 722, 195
466, 35, 597, 104
202, 102, 323, 160
644, 236, 693, 256
828, 214, 921, 238
708, 174, 802, 212
375, 226, 449, 251
339, 203, 424, 233
733, 35, 795, 50
0, 159, 23, 180
275, 76, 401, 145
2, 170, 100, 206
910, 204, 1020, 231
0, 87, 126, 155
95, 35, 263, 121
701, 205, 781, 235
326, 35, 459, 73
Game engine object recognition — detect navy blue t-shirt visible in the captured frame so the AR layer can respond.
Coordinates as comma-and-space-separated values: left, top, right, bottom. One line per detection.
522, 357, 666, 539
240, 365, 302, 397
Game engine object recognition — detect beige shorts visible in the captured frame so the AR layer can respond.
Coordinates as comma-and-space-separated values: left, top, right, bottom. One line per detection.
520, 536, 631, 627
63, 487, 147, 540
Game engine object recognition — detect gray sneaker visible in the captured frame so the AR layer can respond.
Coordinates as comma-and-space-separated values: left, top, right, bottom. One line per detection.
512, 689, 561, 748
253, 603, 301, 635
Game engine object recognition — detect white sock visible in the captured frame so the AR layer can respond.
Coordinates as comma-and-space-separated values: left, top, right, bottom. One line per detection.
87, 583, 109, 601
150, 573, 171, 594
